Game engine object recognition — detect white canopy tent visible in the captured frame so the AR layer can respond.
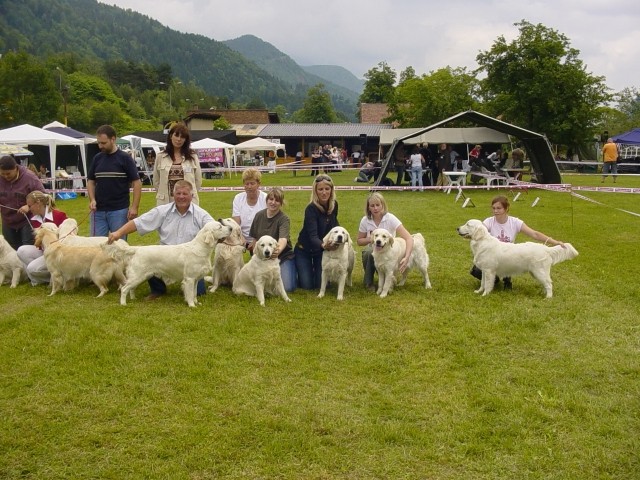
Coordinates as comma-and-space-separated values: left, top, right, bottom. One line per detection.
379, 127, 511, 146
192, 138, 235, 178
120, 134, 165, 149
233, 137, 286, 166
0, 124, 86, 190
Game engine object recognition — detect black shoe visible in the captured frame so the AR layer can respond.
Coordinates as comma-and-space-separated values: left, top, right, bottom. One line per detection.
503, 278, 512, 290
470, 265, 482, 280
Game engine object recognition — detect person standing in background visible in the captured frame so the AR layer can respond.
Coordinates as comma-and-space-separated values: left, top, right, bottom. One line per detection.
601, 138, 618, 183
87, 125, 141, 238
0, 155, 46, 250
153, 123, 202, 206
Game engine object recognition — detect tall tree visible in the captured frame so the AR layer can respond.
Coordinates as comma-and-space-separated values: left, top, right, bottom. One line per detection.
388, 67, 478, 127
293, 84, 337, 123
0, 51, 60, 127
359, 61, 396, 104
476, 20, 610, 147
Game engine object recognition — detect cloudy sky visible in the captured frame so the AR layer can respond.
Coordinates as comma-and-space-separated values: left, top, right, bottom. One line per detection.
102, 0, 638, 92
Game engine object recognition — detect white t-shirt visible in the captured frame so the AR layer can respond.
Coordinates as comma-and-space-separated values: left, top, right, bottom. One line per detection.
359, 212, 402, 237
483, 216, 524, 244
232, 191, 267, 242
409, 153, 423, 169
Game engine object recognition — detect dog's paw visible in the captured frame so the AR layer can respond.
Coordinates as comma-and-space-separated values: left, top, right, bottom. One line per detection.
284, 296, 292, 303
474, 288, 483, 294
317, 292, 325, 298
208, 286, 218, 293
336, 295, 344, 301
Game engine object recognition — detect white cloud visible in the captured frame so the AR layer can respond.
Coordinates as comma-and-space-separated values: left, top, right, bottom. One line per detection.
100, 0, 639, 91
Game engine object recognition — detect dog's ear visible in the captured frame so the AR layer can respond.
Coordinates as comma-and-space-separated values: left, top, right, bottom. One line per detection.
471, 222, 487, 241
388, 235, 394, 246
322, 230, 332, 245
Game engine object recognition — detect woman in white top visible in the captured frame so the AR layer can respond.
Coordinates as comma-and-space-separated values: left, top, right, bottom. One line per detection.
232, 167, 267, 249
471, 195, 565, 289
408, 146, 425, 190
357, 192, 414, 291
153, 123, 202, 206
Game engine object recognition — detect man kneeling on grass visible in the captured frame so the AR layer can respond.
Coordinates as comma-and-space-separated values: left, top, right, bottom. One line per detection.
108, 180, 214, 300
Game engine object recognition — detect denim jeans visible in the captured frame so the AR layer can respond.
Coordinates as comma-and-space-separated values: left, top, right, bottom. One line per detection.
410, 166, 423, 188
91, 208, 129, 238
280, 257, 297, 292
602, 162, 618, 176
294, 246, 322, 290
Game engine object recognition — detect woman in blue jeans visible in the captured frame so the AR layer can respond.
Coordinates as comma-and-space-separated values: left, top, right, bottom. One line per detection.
294, 174, 339, 289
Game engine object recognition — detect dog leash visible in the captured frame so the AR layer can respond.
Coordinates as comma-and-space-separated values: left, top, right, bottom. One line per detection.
0, 202, 34, 230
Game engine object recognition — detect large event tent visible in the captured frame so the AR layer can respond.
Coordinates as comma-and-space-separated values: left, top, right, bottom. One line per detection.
0, 124, 86, 189
375, 110, 561, 185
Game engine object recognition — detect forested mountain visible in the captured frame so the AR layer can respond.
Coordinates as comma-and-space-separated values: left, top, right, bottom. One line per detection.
223, 35, 359, 118
0, 0, 356, 118
302, 65, 364, 94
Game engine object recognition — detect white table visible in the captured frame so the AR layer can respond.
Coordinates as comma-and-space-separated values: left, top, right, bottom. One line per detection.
442, 171, 467, 194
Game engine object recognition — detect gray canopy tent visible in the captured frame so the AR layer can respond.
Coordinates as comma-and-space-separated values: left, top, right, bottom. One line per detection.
375, 110, 561, 186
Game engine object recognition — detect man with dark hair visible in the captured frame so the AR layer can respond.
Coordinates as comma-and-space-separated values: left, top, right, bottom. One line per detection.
87, 125, 142, 238
0, 155, 46, 250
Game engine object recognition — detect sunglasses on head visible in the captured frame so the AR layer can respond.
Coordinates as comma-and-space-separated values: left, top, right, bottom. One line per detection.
314, 175, 332, 183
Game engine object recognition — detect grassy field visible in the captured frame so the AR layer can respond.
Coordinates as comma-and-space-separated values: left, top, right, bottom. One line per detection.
1, 170, 639, 479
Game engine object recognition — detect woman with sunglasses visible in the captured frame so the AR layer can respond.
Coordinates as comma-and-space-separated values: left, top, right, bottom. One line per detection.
294, 174, 340, 289
153, 123, 202, 206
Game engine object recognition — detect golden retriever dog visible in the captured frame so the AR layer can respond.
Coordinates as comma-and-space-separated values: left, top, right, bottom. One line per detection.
318, 226, 355, 300
0, 235, 26, 288
232, 235, 291, 306
58, 218, 121, 247
457, 219, 579, 298
206, 218, 245, 293
34, 226, 125, 297
103, 220, 232, 307
370, 228, 431, 298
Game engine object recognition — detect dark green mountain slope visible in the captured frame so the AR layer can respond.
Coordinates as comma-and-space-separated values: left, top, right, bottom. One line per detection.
223, 35, 359, 118
0, 0, 302, 110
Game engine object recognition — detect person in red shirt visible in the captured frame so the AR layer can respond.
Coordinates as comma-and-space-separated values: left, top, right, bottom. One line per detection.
16, 191, 68, 286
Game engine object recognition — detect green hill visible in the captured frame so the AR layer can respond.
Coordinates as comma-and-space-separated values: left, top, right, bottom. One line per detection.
302, 65, 364, 94
223, 35, 359, 119
0, 0, 306, 113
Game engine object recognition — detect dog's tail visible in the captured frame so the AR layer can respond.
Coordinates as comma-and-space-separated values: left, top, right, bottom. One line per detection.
549, 243, 579, 265
413, 232, 426, 251
100, 242, 135, 261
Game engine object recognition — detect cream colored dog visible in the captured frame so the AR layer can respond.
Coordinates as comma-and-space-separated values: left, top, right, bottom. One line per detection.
370, 228, 431, 298
34, 226, 125, 297
103, 220, 232, 307
457, 219, 578, 298
318, 226, 355, 300
207, 218, 246, 292
0, 235, 26, 288
58, 218, 121, 247
232, 235, 291, 306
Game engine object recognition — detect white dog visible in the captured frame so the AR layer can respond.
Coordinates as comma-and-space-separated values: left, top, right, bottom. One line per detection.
318, 226, 355, 300
34, 226, 125, 297
58, 218, 122, 247
370, 228, 431, 298
0, 235, 26, 288
232, 235, 291, 306
206, 218, 246, 293
102, 220, 232, 307
457, 219, 579, 298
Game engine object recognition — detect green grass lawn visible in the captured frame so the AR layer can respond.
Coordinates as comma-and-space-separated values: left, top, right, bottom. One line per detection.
1, 170, 639, 479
